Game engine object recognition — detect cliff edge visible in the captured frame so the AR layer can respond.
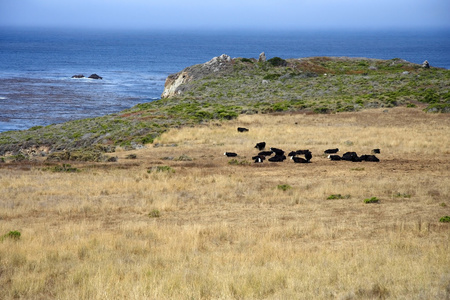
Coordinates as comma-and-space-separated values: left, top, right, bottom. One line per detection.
162, 54, 233, 98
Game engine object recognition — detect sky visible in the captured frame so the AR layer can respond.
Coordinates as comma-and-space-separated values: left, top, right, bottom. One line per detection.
0, 0, 449, 31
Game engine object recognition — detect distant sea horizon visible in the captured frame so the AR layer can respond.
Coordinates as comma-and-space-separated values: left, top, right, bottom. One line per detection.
1, 27, 449, 132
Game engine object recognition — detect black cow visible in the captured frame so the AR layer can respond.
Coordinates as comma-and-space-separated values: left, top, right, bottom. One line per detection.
296, 149, 310, 155
324, 148, 339, 154
360, 154, 380, 162
328, 155, 341, 161
372, 149, 381, 154
253, 155, 265, 163
288, 151, 297, 157
291, 156, 309, 163
255, 142, 266, 151
268, 155, 286, 162
342, 152, 360, 162
305, 151, 312, 162
224, 152, 238, 157
270, 147, 285, 156
258, 151, 273, 156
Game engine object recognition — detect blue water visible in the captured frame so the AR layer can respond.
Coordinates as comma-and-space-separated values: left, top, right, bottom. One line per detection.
1, 28, 449, 132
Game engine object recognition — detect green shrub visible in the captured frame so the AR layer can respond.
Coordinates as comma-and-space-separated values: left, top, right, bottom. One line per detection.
267, 57, 287, 67
313, 107, 329, 114
327, 194, 350, 200
277, 184, 292, 191
240, 58, 254, 63
148, 210, 160, 218
271, 102, 290, 112
364, 197, 379, 204
140, 135, 154, 144
263, 73, 282, 80
1, 230, 21, 241
424, 103, 450, 113
421, 89, 439, 103
439, 216, 450, 223
46, 164, 80, 173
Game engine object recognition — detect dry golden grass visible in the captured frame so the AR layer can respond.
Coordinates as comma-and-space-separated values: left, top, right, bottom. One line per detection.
1, 107, 449, 299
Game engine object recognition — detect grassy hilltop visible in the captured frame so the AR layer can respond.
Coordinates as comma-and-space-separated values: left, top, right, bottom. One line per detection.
0, 56, 449, 159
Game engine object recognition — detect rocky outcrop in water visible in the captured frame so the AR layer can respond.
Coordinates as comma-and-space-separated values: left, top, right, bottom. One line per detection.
88, 74, 103, 79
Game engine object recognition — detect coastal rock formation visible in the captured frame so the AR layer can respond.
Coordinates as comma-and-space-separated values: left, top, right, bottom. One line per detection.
88, 74, 103, 79
72, 74, 85, 78
259, 52, 266, 62
161, 54, 232, 98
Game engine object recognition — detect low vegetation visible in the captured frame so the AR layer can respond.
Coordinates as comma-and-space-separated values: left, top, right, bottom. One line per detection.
0, 57, 448, 160
1, 108, 449, 299
364, 196, 380, 204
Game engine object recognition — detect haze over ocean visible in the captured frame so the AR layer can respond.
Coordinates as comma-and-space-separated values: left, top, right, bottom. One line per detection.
0, 28, 449, 132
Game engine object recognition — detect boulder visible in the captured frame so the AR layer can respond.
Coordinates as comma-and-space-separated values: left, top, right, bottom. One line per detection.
258, 52, 266, 62
88, 74, 103, 79
72, 74, 85, 78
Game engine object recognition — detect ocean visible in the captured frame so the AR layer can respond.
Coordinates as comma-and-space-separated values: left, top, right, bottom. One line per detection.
0, 28, 449, 133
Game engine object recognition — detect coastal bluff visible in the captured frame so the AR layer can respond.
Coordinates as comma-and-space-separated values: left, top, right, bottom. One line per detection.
0, 55, 448, 159
162, 54, 232, 98
161, 54, 447, 104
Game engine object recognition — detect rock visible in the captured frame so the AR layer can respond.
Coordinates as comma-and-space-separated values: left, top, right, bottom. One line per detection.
72, 74, 85, 78
422, 60, 430, 68
161, 71, 190, 98
161, 54, 233, 98
258, 52, 266, 62
88, 74, 103, 79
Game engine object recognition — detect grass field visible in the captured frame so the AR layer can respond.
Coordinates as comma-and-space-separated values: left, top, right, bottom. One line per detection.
1, 107, 449, 299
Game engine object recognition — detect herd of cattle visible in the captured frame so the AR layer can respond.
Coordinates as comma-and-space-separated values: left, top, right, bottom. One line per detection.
224, 127, 380, 164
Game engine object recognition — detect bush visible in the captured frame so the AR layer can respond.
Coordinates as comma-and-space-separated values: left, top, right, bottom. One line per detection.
327, 194, 350, 200
148, 210, 160, 218
267, 57, 287, 67
439, 216, 450, 223
46, 164, 80, 173
364, 197, 379, 204
240, 58, 254, 63
272, 101, 290, 112
1, 230, 21, 241
263, 73, 281, 80
277, 184, 292, 191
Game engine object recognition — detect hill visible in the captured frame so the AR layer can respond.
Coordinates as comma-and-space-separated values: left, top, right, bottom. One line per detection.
0, 55, 449, 161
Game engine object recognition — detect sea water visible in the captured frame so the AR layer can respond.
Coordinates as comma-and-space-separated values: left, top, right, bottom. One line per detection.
0, 28, 449, 132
